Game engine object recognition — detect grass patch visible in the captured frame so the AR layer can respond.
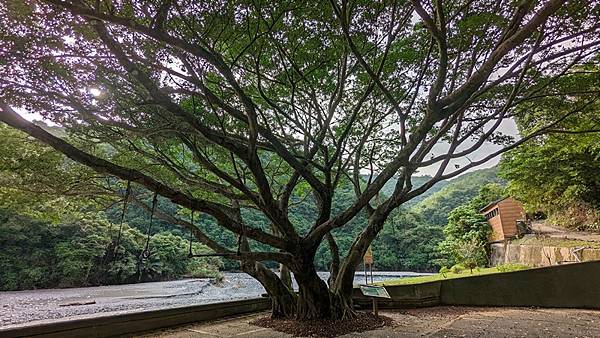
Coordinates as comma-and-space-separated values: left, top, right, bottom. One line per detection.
512, 236, 600, 249
378, 264, 530, 286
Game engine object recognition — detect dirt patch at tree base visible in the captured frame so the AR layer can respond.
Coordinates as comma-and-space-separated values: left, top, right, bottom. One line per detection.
249, 312, 393, 337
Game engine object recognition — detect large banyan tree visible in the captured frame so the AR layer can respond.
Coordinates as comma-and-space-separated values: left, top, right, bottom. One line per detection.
1, 0, 599, 320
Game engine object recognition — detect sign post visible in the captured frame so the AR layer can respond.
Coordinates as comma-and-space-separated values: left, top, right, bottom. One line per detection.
363, 245, 374, 284
359, 285, 390, 317
374, 296, 378, 316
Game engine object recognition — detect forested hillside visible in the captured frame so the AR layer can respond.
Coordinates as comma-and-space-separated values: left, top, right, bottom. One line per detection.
379, 175, 450, 208
410, 167, 505, 226
0, 210, 221, 290
370, 167, 504, 272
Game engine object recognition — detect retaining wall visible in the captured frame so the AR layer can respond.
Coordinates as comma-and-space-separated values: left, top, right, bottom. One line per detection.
440, 260, 600, 308
0, 297, 270, 338
490, 242, 600, 266
354, 260, 600, 309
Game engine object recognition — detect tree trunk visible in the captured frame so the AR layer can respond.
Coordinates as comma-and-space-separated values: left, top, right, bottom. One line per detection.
241, 261, 297, 319
280, 263, 293, 290
269, 281, 298, 319
245, 259, 356, 321
294, 275, 356, 320
293, 263, 355, 321
242, 214, 387, 322
236, 218, 297, 319
330, 290, 357, 320
295, 271, 331, 320
332, 216, 387, 302
326, 233, 340, 286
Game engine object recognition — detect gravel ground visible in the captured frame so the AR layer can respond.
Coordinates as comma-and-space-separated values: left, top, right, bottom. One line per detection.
0, 271, 425, 327
531, 221, 600, 242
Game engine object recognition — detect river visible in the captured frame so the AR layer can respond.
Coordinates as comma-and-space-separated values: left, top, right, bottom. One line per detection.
0, 271, 428, 327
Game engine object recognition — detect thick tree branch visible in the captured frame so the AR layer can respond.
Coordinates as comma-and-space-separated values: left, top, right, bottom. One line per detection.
0, 103, 287, 250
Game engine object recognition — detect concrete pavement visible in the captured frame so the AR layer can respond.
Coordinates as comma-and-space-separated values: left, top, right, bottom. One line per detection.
140, 306, 600, 337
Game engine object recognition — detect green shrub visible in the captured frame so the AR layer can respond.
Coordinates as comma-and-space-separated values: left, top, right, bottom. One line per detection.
450, 264, 464, 274
439, 266, 449, 278
437, 205, 491, 268
463, 259, 477, 273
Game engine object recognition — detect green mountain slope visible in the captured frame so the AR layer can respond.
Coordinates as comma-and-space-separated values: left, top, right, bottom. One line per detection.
372, 175, 450, 207
410, 167, 504, 226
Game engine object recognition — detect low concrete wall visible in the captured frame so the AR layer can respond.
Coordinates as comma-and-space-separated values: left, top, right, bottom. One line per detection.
440, 260, 600, 308
353, 281, 441, 308
490, 242, 600, 266
355, 261, 600, 310
0, 298, 270, 338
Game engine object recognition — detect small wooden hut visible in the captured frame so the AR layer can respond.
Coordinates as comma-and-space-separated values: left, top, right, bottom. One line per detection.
480, 197, 526, 242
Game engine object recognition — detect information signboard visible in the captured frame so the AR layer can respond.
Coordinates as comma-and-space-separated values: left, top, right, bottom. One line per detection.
359, 285, 391, 299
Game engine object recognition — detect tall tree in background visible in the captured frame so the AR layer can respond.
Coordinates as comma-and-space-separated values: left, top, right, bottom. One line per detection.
1, 0, 599, 320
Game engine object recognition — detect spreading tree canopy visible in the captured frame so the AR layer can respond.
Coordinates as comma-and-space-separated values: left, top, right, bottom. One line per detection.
1, 0, 599, 320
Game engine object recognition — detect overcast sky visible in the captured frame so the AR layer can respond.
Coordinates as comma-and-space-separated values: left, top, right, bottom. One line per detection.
418, 119, 519, 177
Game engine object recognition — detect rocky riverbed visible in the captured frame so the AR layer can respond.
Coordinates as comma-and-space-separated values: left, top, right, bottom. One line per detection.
0, 271, 426, 327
